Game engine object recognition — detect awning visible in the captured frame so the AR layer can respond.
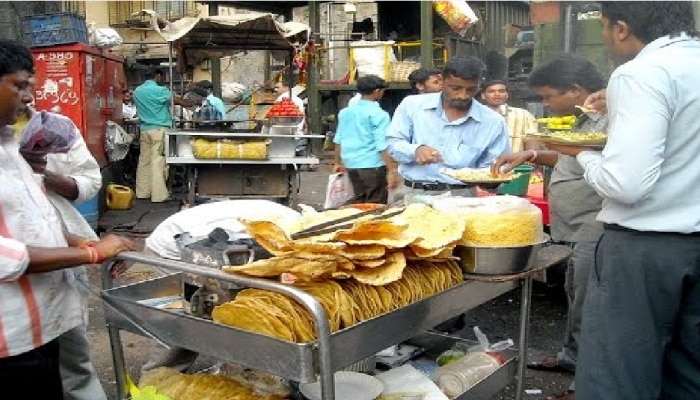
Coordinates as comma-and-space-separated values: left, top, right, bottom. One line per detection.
138, 10, 311, 51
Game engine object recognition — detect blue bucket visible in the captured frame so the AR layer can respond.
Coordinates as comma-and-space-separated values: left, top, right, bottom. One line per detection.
74, 195, 99, 230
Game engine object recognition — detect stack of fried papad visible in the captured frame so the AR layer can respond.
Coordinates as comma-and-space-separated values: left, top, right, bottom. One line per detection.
223, 203, 465, 285
138, 366, 288, 400
212, 203, 467, 342
212, 260, 463, 342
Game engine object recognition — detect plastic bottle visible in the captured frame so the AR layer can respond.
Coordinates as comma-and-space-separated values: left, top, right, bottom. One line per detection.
432, 351, 505, 397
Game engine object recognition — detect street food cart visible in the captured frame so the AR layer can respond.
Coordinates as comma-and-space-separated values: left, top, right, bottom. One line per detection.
141, 12, 323, 206
101, 202, 571, 400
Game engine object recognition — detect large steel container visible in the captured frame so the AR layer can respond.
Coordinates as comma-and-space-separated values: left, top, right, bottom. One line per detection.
454, 241, 545, 275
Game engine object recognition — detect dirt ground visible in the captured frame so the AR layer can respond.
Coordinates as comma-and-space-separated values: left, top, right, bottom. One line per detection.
86, 160, 574, 400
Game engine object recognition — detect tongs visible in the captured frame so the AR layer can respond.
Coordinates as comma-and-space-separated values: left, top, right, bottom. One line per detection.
290, 205, 405, 240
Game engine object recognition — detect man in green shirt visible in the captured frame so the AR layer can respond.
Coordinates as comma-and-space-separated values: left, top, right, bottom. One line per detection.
133, 69, 188, 202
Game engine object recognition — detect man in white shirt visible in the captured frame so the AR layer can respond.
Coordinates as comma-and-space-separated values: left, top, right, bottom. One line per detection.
122, 89, 137, 120
548, 2, 700, 399
17, 106, 107, 400
274, 78, 306, 136
480, 80, 538, 152
0, 39, 135, 398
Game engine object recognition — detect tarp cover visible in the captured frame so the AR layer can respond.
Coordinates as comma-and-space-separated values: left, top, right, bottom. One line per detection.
138, 10, 310, 51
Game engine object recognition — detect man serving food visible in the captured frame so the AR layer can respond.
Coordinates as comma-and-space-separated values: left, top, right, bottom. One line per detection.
386, 56, 510, 199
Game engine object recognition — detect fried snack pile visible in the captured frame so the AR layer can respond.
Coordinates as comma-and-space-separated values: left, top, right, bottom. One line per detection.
224, 203, 465, 285
212, 260, 463, 342
138, 367, 288, 400
442, 167, 517, 183
210, 203, 467, 342
529, 131, 607, 146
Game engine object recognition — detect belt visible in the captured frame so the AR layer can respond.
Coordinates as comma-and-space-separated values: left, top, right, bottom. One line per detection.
404, 179, 469, 191
604, 223, 700, 237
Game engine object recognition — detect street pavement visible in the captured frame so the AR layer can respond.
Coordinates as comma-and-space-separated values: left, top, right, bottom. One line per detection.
86, 160, 574, 400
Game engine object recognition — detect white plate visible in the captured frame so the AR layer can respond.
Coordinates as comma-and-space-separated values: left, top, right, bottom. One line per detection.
300, 371, 384, 400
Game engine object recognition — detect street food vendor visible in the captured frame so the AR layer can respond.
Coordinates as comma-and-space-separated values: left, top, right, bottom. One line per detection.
274, 77, 306, 136
386, 56, 510, 198
133, 68, 191, 203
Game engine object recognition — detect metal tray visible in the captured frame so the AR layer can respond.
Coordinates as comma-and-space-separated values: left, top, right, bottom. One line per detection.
102, 269, 517, 383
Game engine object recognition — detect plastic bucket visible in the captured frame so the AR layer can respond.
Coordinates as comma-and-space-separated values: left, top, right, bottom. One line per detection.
106, 184, 135, 210
497, 165, 533, 196
74, 195, 99, 230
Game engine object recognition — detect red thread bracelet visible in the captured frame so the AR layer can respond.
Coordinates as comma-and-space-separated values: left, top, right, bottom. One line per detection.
78, 239, 98, 249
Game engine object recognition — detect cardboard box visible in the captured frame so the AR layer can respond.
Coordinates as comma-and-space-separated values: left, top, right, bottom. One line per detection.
251, 92, 278, 104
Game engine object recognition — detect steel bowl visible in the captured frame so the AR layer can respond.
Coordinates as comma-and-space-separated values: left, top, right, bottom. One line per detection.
268, 116, 303, 127
454, 241, 546, 275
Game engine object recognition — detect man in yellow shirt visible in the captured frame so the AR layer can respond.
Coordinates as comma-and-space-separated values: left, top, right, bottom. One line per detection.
480, 80, 537, 152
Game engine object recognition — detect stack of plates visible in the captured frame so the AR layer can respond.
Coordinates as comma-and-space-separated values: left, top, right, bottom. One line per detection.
299, 371, 384, 400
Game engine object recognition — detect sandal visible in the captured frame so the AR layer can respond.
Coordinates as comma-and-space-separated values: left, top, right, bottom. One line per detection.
526, 356, 574, 373
545, 390, 575, 400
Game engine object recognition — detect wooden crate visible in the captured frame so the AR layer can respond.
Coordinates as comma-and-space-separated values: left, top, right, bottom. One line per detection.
251, 92, 278, 104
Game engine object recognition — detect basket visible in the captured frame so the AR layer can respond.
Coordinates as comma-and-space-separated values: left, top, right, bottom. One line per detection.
191, 138, 271, 160
389, 61, 422, 83
22, 13, 89, 48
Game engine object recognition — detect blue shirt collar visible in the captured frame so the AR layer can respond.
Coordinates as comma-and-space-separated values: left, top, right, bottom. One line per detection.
638, 32, 698, 57
421, 92, 483, 123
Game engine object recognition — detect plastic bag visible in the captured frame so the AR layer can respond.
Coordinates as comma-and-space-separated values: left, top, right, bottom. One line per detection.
433, 0, 479, 37
88, 23, 124, 49
430, 195, 544, 247
105, 120, 134, 162
323, 173, 355, 209
436, 327, 513, 366
19, 111, 77, 155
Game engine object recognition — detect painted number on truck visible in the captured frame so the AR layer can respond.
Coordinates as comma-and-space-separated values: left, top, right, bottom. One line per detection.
35, 78, 80, 106
35, 52, 75, 61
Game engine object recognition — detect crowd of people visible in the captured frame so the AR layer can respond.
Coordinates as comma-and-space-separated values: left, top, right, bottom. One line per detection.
2, 2, 699, 400
332, 3, 700, 400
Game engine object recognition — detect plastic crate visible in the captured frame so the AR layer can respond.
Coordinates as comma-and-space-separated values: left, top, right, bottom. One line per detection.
22, 12, 89, 48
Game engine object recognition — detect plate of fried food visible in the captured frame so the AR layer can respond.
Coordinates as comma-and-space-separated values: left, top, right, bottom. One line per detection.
440, 167, 519, 184
528, 131, 607, 148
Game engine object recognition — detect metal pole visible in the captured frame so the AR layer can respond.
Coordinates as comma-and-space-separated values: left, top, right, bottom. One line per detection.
209, 2, 222, 98
168, 42, 175, 128
307, 0, 322, 140
562, 3, 575, 53
420, 1, 434, 67
515, 277, 533, 400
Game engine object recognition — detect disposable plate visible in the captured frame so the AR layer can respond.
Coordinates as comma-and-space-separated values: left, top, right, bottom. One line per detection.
299, 371, 384, 400
527, 132, 607, 148
440, 168, 518, 184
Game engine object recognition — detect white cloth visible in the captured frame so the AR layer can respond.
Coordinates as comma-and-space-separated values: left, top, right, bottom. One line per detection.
0, 128, 82, 357
348, 93, 362, 108
122, 103, 137, 119
577, 33, 700, 233
145, 200, 301, 260
276, 92, 305, 135
45, 131, 101, 321
45, 133, 105, 400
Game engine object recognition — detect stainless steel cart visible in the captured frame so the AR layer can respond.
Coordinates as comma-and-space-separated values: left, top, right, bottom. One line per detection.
101, 249, 570, 400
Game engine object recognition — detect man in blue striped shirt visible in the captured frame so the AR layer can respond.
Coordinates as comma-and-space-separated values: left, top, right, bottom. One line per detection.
386, 56, 510, 197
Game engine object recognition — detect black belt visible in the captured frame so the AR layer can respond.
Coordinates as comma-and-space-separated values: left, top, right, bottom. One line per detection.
604, 223, 700, 236
404, 179, 470, 191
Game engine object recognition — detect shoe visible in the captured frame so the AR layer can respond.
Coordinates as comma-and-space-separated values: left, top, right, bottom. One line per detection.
527, 356, 575, 373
